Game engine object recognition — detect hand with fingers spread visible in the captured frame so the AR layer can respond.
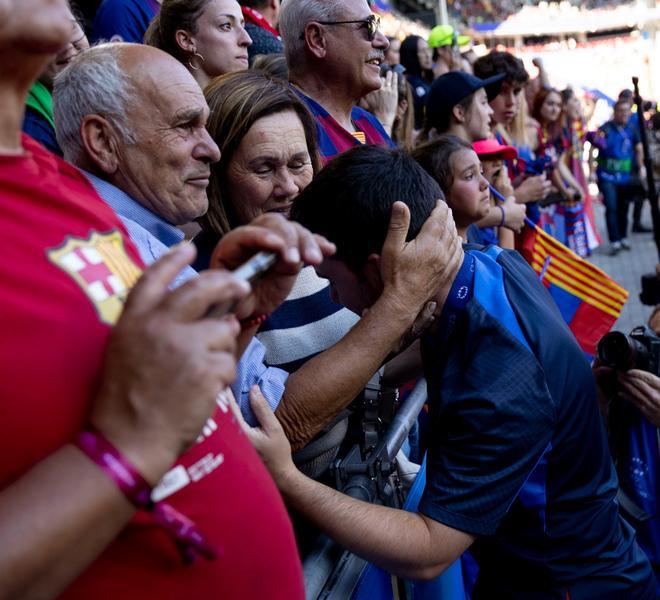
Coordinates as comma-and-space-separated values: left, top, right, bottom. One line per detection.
209, 212, 336, 320
617, 369, 660, 427
91, 243, 250, 484
379, 200, 463, 319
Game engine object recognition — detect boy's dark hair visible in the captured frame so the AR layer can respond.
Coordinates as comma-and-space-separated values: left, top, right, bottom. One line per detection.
291, 146, 443, 272
411, 135, 472, 196
473, 51, 529, 86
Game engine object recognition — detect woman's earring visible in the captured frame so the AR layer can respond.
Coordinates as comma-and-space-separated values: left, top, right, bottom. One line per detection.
188, 51, 205, 71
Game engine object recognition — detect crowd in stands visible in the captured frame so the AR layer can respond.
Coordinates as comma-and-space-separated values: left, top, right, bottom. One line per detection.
446, 0, 637, 27
2, 0, 659, 598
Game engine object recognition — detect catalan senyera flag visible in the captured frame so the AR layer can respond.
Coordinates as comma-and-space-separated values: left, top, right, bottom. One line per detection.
518, 222, 628, 357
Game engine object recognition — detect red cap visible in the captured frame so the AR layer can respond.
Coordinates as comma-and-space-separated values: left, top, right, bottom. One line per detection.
473, 138, 518, 161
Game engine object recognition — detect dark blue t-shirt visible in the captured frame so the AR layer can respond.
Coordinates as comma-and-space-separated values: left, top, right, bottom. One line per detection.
419, 246, 655, 599
92, 0, 159, 43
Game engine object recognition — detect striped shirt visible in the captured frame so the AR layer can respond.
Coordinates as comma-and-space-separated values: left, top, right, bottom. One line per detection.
292, 87, 395, 163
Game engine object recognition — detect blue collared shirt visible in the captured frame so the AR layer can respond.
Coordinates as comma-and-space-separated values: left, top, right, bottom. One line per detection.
84, 171, 288, 424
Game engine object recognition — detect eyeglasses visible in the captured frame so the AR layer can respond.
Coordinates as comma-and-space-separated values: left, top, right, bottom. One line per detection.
300, 14, 381, 42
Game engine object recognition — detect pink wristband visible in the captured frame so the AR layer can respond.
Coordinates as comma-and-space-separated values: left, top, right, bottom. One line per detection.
75, 430, 218, 563
76, 430, 153, 507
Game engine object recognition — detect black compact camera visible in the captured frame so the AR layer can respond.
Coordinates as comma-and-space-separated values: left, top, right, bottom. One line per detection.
596, 326, 660, 375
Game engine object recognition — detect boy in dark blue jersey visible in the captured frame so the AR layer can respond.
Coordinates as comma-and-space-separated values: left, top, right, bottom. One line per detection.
246, 144, 655, 599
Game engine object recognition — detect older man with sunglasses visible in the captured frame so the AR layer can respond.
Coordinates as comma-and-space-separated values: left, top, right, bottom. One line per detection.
279, 0, 394, 162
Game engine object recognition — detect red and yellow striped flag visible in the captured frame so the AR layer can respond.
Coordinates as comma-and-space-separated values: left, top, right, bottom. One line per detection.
519, 223, 628, 356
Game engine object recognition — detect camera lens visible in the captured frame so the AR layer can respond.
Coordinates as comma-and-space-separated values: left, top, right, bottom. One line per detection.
597, 331, 649, 370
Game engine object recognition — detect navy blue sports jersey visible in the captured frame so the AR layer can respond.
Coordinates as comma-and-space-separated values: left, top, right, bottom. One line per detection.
419, 245, 655, 599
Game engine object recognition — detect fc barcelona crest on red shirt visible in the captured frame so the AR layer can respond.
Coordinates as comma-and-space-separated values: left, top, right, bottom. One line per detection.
47, 230, 142, 325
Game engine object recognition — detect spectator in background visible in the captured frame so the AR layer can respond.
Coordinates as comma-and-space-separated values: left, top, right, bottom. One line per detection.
239, 0, 283, 62
23, 5, 88, 155
618, 89, 652, 233
474, 50, 551, 211
92, 0, 160, 43
279, 0, 393, 162
562, 87, 601, 253
427, 24, 470, 79
531, 87, 590, 255
399, 35, 434, 131
384, 36, 401, 66
420, 71, 525, 241
651, 112, 660, 185
591, 99, 645, 255
421, 70, 502, 143
144, 0, 251, 89
474, 137, 521, 249
412, 135, 492, 242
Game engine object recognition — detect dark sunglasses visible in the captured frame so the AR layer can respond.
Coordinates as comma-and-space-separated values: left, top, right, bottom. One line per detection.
300, 14, 381, 42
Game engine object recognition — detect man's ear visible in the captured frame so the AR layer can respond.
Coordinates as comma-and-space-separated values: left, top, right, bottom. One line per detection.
452, 103, 466, 124
302, 23, 327, 59
364, 253, 385, 296
80, 114, 121, 175
175, 28, 195, 54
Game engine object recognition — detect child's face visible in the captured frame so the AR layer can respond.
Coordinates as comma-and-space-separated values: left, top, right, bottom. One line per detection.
490, 81, 523, 125
481, 157, 504, 185
540, 91, 562, 124
465, 88, 494, 141
448, 149, 491, 228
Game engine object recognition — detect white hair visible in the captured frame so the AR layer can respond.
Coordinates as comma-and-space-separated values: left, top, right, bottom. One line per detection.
279, 0, 347, 69
53, 43, 137, 164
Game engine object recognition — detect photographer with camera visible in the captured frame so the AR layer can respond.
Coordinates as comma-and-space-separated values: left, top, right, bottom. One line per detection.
595, 318, 660, 594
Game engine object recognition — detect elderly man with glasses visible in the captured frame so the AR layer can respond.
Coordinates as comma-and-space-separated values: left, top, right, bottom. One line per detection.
279, 0, 394, 161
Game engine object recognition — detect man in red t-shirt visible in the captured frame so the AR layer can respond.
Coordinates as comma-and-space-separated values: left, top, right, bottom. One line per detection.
0, 1, 334, 596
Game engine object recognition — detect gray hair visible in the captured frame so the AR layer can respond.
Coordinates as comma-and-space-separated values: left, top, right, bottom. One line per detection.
54, 43, 137, 164
279, 0, 346, 69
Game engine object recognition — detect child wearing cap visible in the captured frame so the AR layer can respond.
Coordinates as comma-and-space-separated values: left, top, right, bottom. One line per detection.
473, 138, 525, 249
420, 72, 526, 244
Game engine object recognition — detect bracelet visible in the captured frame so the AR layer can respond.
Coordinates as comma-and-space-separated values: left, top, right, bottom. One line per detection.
75, 430, 153, 508
239, 313, 270, 330
497, 205, 506, 228
75, 430, 217, 563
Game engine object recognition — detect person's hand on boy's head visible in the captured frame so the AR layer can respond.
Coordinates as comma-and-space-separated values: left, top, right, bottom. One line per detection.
379, 200, 463, 317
